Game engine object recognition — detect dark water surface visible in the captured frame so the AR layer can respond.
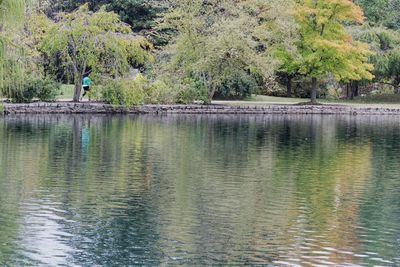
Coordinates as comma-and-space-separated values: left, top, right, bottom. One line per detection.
0, 114, 399, 266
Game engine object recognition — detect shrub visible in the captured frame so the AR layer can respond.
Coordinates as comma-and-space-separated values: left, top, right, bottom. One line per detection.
145, 79, 178, 104
101, 75, 147, 107
36, 78, 62, 101
7, 77, 61, 103
214, 71, 258, 100
177, 77, 208, 104
326, 87, 342, 100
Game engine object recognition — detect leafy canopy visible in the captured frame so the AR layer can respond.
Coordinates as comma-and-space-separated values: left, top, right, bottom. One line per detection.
355, 26, 400, 89
36, 4, 153, 101
36, 0, 162, 32
159, 0, 296, 102
0, 0, 26, 95
294, 0, 374, 82
355, 0, 400, 29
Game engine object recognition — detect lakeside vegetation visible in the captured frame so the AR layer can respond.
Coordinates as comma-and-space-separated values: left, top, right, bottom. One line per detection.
1, 0, 400, 106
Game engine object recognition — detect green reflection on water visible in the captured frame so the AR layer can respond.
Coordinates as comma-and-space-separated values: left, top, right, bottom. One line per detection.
0, 115, 399, 266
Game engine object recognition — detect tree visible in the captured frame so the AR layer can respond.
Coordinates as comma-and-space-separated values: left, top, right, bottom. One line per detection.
355, 0, 400, 29
353, 26, 400, 94
0, 0, 26, 94
275, 49, 301, 97
159, 0, 296, 103
36, 0, 162, 32
294, 0, 374, 103
37, 4, 152, 102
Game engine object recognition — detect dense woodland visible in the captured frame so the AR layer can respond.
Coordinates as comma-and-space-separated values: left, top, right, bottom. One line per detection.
1, 0, 400, 105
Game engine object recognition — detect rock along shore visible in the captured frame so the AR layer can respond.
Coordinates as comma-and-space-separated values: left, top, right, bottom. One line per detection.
3, 102, 400, 115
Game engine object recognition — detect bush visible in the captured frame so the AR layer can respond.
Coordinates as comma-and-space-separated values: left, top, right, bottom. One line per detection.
145, 79, 178, 104
326, 87, 342, 100
214, 71, 258, 100
7, 77, 61, 103
36, 78, 62, 101
177, 77, 208, 104
101, 75, 147, 107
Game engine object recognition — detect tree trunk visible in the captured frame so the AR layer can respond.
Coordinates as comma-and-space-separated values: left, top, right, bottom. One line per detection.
287, 75, 292, 98
353, 81, 359, 97
208, 87, 216, 104
347, 83, 354, 100
395, 77, 400, 94
311, 77, 317, 104
73, 73, 83, 102
347, 81, 359, 100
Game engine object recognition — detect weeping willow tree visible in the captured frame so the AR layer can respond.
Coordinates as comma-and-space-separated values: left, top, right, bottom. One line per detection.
0, 0, 26, 97
36, 4, 153, 102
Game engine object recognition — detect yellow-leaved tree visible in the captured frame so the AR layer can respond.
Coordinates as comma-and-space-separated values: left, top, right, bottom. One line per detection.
295, 0, 374, 103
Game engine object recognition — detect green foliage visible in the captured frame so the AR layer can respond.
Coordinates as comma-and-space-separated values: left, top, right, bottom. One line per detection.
355, 0, 400, 29
101, 74, 190, 106
176, 77, 208, 104
101, 75, 147, 107
295, 0, 373, 81
35, 78, 62, 101
38, 0, 162, 32
3, 0, 400, 104
36, 4, 153, 101
326, 87, 343, 100
0, 0, 26, 94
214, 70, 259, 100
101, 0, 163, 32
158, 0, 295, 103
5, 77, 61, 103
0, 103, 4, 115
0, 0, 25, 27
354, 27, 400, 91
293, 0, 374, 102
145, 79, 178, 104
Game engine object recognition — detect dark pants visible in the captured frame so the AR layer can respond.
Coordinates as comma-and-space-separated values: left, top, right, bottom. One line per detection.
82, 86, 90, 99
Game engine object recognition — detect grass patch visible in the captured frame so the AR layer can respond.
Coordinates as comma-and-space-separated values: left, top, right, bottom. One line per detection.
56, 84, 75, 100
294, 101, 324, 106
56, 84, 102, 101
245, 95, 309, 103
321, 94, 400, 104
352, 94, 400, 104
219, 94, 400, 108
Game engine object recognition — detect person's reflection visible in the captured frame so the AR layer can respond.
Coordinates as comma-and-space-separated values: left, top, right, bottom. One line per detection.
81, 120, 90, 160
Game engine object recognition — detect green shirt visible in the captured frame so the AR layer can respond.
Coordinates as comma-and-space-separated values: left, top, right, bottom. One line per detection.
83, 77, 91, 87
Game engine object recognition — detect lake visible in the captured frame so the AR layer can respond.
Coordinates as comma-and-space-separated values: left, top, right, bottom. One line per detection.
0, 114, 399, 266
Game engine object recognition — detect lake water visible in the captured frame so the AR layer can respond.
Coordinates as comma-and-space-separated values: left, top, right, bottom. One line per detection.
0, 114, 399, 266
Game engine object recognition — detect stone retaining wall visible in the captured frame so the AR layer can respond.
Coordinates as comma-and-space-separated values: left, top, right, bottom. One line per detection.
3, 102, 400, 115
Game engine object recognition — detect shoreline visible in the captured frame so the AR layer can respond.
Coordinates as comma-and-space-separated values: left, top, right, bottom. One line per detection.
3, 102, 400, 115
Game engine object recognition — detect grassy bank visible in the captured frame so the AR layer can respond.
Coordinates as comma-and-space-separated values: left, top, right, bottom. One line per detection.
3, 87, 397, 109
57, 85, 75, 100
213, 95, 400, 109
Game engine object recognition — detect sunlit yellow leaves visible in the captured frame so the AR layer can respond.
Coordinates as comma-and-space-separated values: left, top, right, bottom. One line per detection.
294, 0, 373, 82
296, 0, 364, 26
